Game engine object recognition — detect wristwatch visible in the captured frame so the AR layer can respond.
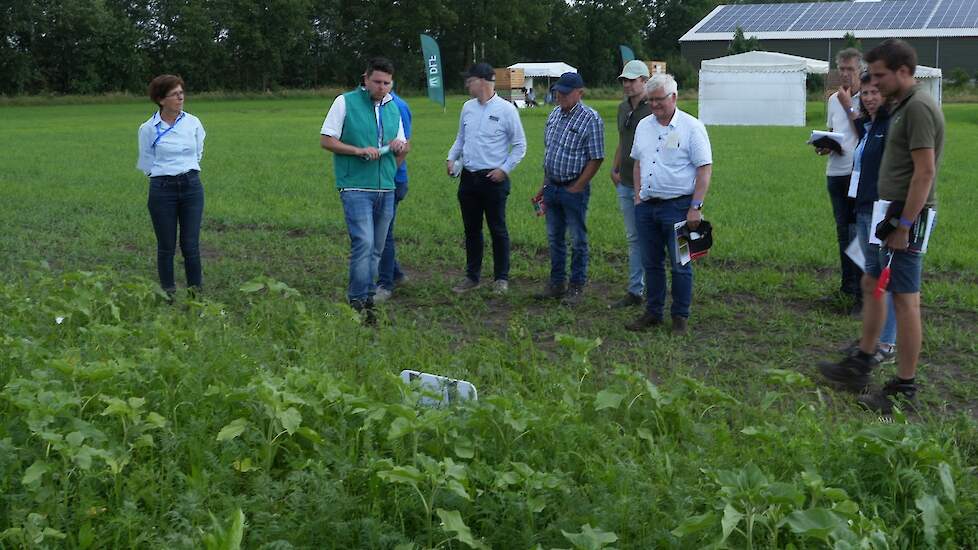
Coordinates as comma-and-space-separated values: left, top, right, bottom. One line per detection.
691, 200, 704, 211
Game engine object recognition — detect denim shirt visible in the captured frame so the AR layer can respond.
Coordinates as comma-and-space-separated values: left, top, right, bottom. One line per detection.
852, 108, 890, 214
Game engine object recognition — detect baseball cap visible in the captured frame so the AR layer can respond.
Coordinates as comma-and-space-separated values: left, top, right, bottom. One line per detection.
552, 72, 584, 94
465, 63, 495, 81
619, 60, 650, 80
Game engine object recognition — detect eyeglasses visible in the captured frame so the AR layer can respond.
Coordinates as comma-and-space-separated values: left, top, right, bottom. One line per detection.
648, 94, 673, 103
165, 90, 185, 99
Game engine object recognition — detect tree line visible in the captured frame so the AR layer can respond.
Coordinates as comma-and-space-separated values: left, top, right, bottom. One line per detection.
4, 0, 822, 96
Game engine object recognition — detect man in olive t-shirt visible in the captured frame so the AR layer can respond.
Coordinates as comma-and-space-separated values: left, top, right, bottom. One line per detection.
819, 39, 944, 414
609, 60, 653, 308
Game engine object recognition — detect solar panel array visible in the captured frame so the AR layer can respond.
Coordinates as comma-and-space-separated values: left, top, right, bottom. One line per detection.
696, 0, 978, 34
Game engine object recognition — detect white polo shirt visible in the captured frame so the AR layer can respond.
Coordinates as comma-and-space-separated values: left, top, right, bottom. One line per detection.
825, 91, 860, 177
630, 108, 712, 200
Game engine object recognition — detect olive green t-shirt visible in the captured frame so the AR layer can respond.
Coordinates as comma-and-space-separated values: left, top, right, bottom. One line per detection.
616, 97, 654, 186
877, 84, 944, 207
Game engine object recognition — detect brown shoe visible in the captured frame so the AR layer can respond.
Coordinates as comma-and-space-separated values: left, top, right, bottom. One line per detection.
625, 313, 663, 331
534, 282, 566, 300
609, 292, 643, 309
671, 317, 688, 335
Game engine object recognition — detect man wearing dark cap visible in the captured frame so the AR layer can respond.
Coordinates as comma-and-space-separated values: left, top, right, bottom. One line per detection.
446, 63, 527, 294
533, 72, 605, 304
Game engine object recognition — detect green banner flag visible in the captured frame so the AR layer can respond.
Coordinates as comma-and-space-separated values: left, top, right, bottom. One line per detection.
619, 45, 635, 66
420, 34, 445, 107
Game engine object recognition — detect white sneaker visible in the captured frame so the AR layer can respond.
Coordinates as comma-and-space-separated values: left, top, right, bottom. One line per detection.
373, 287, 392, 303
492, 279, 509, 294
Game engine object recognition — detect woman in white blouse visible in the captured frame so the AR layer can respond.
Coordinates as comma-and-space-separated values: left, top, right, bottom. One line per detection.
137, 75, 206, 296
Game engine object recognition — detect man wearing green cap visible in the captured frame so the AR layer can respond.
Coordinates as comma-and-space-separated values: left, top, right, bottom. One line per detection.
609, 60, 653, 309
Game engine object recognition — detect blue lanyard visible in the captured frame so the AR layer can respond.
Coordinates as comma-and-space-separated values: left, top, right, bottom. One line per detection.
152, 112, 185, 148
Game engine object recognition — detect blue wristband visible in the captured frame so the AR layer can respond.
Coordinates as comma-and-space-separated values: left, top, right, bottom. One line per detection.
899, 217, 914, 228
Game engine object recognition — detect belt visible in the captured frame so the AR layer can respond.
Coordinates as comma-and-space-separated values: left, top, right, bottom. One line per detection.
151, 169, 198, 181
462, 168, 493, 177
642, 194, 691, 204
549, 177, 577, 187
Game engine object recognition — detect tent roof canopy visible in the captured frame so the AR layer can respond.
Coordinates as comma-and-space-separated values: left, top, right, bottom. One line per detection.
507, 62, 577, 77
701, 51, 828, 73
702, 51, 942, 79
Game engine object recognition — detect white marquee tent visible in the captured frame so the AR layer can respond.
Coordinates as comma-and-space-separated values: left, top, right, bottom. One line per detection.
698, 51, 943, 126
698, 51, 828, 126
507, 62, 577, 92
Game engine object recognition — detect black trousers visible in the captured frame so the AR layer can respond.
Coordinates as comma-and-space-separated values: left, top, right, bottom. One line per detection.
827, 175, 861, 297
458, 169, 510, 282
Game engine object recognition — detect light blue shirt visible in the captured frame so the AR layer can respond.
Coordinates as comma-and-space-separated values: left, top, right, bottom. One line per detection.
630, 108, 711, 200
447, 94, 527, 175
137, 111, 206, 177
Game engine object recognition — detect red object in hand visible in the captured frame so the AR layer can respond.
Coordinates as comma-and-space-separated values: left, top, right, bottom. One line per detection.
874, 254, 894, 300
531, 196, 546, 216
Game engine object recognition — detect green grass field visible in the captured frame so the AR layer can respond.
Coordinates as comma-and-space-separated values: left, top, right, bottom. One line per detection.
1, 96, 977, 548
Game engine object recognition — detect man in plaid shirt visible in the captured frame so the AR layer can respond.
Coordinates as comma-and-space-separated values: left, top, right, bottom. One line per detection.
533, 72, 605, 303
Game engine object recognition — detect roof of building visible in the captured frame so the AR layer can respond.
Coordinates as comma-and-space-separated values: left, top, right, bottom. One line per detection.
681, 0, 978, 41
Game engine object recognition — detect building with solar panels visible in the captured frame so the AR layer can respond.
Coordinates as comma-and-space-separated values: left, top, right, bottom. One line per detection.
681, 0, 978, 74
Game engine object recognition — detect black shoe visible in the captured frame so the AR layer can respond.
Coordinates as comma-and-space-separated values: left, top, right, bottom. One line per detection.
535, 282, 566, 300
848, 299, 864, 319
840, 340, 896, 365
818, 351, 877, 393
350, 299, 377, 326
609, 292, 642, 309
858, 378, 917, 414
671, 316, 688, 335
561, 283, 585, 305
625, 313, 663, 331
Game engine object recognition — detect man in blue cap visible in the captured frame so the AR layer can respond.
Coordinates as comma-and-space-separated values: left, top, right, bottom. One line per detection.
533, 72, 605, 304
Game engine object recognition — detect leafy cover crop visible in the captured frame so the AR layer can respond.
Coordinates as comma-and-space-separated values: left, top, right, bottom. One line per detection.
2, 266, 977, 548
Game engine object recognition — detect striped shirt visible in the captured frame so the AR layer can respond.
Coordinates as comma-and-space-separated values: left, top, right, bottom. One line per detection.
543, 101, 604, 182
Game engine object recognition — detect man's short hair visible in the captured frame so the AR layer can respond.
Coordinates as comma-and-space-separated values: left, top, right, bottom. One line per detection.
365, 57, 395, 77
864, 39, 917, 74
645, 73, 678, 97
835, 47, 863, 67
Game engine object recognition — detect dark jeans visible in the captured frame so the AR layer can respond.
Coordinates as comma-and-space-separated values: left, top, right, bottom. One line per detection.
378, 181, 407, 289
147, 170, 204, 291
827, 175, 861, 297
458, 169, 510, 282
635, 196, 693, 319
543, 180, 590, 286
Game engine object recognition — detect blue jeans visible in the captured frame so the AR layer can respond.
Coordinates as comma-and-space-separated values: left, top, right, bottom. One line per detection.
544, 182, 590, 286
147, 171, 204, 291
616, 182, 644, 296
377, 181, 407, 289
635, 196, 693, 319
458, 170, 510, 282
827, 176, 861, 297
340, 190, 394, 303
856, 212, 897, 346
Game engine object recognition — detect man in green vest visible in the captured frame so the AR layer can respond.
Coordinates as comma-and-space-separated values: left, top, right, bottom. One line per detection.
321, 57, 408, 324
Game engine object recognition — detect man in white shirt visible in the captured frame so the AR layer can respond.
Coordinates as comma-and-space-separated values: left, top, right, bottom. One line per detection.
625, 74, 712, 335
446, 63, 527, 295
320, 57, 408, 324
818, 48, 863, 315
